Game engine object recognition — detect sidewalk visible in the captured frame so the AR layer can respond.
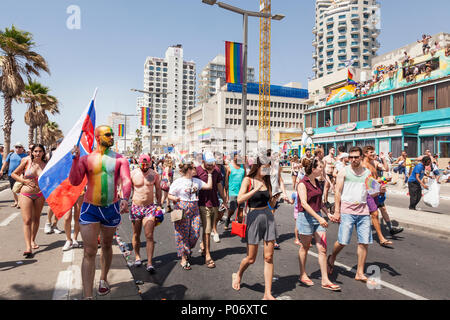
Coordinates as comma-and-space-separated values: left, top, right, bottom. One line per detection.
281, 172, 450, 238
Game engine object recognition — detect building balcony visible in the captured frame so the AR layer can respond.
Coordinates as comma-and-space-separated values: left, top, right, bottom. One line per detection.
318, 29, 324, 36
326, 19, 334, 26
312, 39, 318, 46
350, 15, 360, 21
351, 29, 359, 34
312, 27, 317, 34
313, 52, 318, 58
351, 41, 360, 47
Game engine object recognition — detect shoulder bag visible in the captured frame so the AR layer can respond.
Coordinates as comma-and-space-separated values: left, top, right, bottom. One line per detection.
12, 158, 29, 194
231, 179, 252, 238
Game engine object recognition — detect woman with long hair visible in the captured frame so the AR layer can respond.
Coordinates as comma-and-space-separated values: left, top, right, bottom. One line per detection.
232, 156, 278, 300
11, 144, 47, 258
168, 160, 212, 270
296, 158, 340, 291
291, 155, 301, 188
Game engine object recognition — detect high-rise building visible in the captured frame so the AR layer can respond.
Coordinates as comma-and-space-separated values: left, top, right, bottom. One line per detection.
313, 0, 381, 79
198, 54, 255, 104
143, 45, 196, 151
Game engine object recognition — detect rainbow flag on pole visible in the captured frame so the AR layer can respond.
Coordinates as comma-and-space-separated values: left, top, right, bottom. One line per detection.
225, 41, 243, 84
198, 128, 211, 141
141, 107, 150, 127
347, 69, 358, 85
118, 124, 124, 137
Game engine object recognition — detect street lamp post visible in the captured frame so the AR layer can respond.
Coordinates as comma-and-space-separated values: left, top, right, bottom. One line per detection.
202, 0, 284, 158
116, 113, 138, 155
131, 89, 172, 153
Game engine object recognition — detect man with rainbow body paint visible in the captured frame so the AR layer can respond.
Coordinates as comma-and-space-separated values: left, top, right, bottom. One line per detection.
70, 125, 131, 299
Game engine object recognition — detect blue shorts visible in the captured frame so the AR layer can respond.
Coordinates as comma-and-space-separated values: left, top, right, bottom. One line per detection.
337, 214, 372, 245
79, 202, 121, 227
296, 211, 326, 236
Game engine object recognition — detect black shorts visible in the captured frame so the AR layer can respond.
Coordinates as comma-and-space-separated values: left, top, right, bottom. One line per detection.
8, 176, 16, 189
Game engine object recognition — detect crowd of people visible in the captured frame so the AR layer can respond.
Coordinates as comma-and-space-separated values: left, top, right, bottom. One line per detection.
0, 124, 446, 300
347, 35, 449, 100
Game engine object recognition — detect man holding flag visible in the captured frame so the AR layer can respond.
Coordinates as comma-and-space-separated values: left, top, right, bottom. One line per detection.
70, 125, 132, 299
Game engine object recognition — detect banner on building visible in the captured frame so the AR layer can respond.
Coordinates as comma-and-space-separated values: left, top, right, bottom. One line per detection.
118, 124, 125, 137
225, 41, 243, 84
198, 128, 211, 141
141, 107, 150, 127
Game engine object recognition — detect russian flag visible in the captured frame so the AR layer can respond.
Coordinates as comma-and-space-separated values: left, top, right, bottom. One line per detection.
38, 90, 97, 219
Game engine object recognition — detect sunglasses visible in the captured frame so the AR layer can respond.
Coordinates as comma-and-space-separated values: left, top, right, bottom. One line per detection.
102, 133, 114, 137
348, 156, 360, 160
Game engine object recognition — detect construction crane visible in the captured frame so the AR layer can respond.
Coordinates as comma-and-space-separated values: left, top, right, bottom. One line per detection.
258, 0, 271, 148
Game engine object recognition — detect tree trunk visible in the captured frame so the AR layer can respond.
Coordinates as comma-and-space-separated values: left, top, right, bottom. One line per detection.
28, 126, 34, 147
2, 96, 14, 154
37, 126, 43, 145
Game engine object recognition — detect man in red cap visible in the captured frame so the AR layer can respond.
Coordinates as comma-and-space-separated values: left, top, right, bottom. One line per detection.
129, 154, 162, 273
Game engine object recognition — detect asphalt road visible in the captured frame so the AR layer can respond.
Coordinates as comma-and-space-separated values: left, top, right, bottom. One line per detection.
1, 186, 449, 300
116, 200, 450, 300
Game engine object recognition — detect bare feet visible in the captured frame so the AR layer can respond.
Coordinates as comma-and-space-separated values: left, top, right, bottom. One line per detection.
31, 243, 39, 249
262, 294, 276, 300
232, 273, 240, 291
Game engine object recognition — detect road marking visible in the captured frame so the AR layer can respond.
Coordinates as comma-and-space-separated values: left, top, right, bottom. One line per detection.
307, 251, 429, 300
0, 212, 20, 227
62, 250, 74, 263
0, 188, 11, 196
53, 269, 72, 300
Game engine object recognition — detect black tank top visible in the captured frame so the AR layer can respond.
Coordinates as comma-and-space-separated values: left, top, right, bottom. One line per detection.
248, 179, 270, 208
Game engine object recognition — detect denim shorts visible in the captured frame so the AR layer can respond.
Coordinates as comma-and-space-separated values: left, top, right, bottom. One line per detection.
337, 213, 372, 245
296, 211, 326, 236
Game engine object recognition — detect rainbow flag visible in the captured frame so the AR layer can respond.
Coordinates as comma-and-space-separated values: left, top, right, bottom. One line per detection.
198, 128, 211, 140
118, 124, 124, 137
141, 107, 150, 127
225, 41, 243, 84
347, 69, 358, 85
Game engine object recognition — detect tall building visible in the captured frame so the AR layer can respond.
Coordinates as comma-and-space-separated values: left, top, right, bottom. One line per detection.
143, 45, 196, 152
313, 0, 381, 79
198, 54, 255, 104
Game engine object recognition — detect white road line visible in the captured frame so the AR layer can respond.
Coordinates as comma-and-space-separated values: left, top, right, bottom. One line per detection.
53, 269, 72, 300
62, 250, 74, 263
0, 212, 20, 227
307, 251, 429, 300
0, 188, 11, 196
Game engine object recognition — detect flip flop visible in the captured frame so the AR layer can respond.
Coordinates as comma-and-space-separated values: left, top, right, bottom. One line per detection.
205, 259, 216, 268
32, 244, 39, 250
327, 255, 334, 275
299, 278, 314, 287
321, 283, 341, 291
23, 251, 33, 259
181, 262, 191, 270
232, 273, 240, 291
380, 240, 393, 247
134, 260, 142, 267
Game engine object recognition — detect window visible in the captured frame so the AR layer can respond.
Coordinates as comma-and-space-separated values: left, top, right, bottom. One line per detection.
405, 89, 418, 114
437, 82, 450, 109
422, 86, 436, 111
370, 98, 380, 119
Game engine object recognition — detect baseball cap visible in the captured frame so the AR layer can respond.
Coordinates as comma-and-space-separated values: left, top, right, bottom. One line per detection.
139, 154, 151, 163
203, 151, 215, 164
14, 142, 24, 148
338, 152, 349, 159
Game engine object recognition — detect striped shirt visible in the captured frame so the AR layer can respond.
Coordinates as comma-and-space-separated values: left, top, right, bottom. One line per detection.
340, 166, 370, 216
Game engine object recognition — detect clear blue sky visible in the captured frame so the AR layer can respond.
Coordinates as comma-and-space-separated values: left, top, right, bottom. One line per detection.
1, 0, 449, 147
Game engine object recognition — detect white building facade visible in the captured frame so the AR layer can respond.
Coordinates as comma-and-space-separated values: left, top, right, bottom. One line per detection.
185, 81, 309, 153
143, 45, 196, 152
313, 0, 381, 79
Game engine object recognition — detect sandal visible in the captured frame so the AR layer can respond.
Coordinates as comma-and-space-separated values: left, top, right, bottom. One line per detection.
380, 239, 393, 247
181, 261, 191, 270
327, 255, 334, 275
205, 259, 216, 269
322, 283, 341, 291
299, 278, 314, 287
23, 251, 33, 259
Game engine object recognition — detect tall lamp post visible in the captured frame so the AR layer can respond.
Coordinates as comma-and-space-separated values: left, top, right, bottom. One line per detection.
202, 0, 284, 157
116, 113, 138, 155
131, 89, 172, 153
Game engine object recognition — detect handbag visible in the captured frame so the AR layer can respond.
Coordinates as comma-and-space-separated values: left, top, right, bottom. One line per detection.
12, 181, 23, 193
231, 179, 252, 238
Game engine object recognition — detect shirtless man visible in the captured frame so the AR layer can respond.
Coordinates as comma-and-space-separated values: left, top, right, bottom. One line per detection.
130, 154, 162, 274
362, 146, 402, 248
323, 147, 336, 206
70, 125, 131, 299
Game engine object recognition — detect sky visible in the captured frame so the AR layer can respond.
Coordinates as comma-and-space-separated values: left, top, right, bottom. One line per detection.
1, 0, 449, 148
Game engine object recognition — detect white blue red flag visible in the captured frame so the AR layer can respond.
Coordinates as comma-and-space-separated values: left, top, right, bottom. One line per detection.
38, 89, 97, 219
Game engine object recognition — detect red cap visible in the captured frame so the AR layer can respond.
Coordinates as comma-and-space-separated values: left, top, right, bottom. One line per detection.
139, 154, 151, 163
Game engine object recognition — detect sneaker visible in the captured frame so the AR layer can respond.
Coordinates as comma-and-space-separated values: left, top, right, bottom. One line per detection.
52, 226, 64, 234
213, 232, 220, 243
97, 280, 110, 296
62, 240, 73, 251
390, 227, 404, 235
72, 240, 80, 248
44, 223, 53, 234
274, 243, 281, 250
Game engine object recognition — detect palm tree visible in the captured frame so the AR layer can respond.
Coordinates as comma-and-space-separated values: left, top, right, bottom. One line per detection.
0, 25, 49, 153
21, 80, 59, 146
42, 121, 63, 150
